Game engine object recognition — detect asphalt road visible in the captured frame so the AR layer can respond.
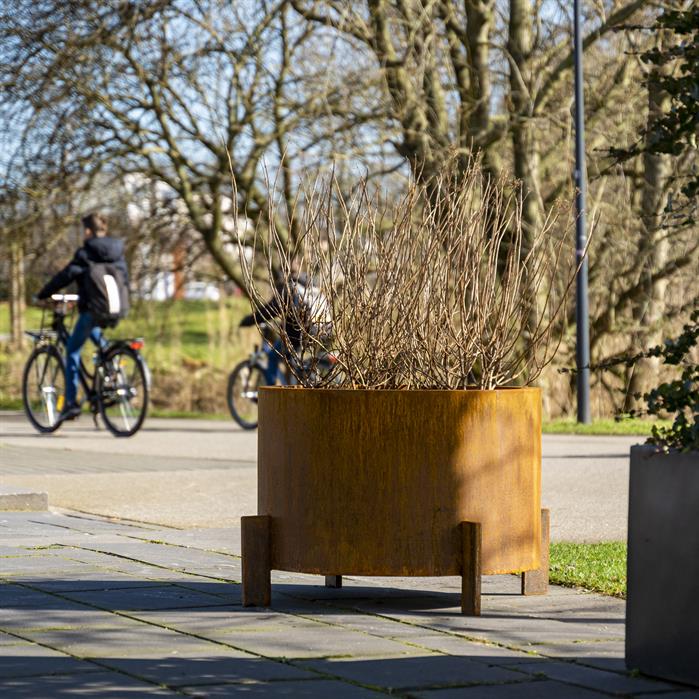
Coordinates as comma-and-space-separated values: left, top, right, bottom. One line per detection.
0, 411, 640, 541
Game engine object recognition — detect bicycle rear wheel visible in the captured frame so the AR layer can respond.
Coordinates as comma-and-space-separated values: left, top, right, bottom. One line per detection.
22, 345, 66, 433
99, 346, 148, 437
227, 360, 267, 429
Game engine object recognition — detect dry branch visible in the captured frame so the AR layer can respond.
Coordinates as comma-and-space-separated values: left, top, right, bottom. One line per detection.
239, 159, 578, 389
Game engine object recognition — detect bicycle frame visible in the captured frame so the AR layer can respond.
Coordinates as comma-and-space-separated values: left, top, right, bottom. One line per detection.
29, 306, 100, 411
26, 298, 146, 416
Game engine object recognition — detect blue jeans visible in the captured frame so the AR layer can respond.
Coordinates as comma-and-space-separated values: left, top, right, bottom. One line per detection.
263, 338, 285, 385
65, 312, 106, 406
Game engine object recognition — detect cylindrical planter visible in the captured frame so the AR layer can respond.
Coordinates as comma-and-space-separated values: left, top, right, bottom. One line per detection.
256, 387, 542, 577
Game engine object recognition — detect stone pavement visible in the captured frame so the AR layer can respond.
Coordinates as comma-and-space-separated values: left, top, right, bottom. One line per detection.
2, 510, 697, 698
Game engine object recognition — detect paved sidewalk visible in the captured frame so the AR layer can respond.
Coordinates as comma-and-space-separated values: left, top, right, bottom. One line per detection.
2, 510, 697, 698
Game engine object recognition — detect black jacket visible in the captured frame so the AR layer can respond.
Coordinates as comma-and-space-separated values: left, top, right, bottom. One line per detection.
240, 282, 303, 348
38, 237, 129, 313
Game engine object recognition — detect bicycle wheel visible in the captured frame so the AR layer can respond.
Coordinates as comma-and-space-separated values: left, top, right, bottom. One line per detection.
22, 345, 66, 433
227, 360, 267, 429
98, 346, 148, 437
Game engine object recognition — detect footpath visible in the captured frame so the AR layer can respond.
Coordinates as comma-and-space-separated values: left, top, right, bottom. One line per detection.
2, 509, 698, 698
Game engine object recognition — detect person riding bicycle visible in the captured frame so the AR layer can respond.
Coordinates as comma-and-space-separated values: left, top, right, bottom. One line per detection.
239, 271, 327, 385
36, 213, 129, 423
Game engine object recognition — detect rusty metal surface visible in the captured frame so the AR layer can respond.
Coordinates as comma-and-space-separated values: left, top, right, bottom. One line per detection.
258, 387, 541, 576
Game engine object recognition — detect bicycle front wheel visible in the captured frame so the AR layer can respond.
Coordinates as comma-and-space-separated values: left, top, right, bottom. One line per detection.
227, 360, 267, 429
99, 347, 149, 437
22, 345, 66, 433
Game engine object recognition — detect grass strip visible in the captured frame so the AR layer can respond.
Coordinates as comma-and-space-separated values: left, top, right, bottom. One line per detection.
543, 418, 670, 436
549, 541, 626, 598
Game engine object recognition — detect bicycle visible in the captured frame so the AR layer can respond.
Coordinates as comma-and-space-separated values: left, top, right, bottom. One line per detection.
22, 294, 150, 438
227, 322, 337, 429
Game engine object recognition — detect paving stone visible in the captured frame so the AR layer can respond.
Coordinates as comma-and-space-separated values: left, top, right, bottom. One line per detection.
0, 583, 82, 611
0, 670, 178, 696
405, 634, 539, 661
59, 584, 239, 611
501, 658, 678, 695
212, 623, 428, 660
527, 641, 624, 658
0, 633, 24, 646
0, 486, 48, 512
24, 575, 167, 594
21, 622, 228, 658
0, 607, 130, 632
575, 657, 628, 673
1, 558, 108, 578
75, 541, 242, 574
0, 642, 102, 679
178, 678, 385, 697
298, 655, 526, 691
413, 678, 607, 698
106, 652, 318, 686
131, 608, 282, 636
124, 527, 241, 555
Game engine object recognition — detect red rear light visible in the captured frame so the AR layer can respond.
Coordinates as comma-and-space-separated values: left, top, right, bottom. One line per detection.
130, 340, 144, 350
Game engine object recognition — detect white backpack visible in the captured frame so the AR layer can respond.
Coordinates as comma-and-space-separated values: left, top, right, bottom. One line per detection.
293, 280, 332, 338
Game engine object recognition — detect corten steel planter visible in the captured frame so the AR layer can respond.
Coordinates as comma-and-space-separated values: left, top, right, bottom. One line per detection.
241, 386, 549, 614
626, 444, 699, 686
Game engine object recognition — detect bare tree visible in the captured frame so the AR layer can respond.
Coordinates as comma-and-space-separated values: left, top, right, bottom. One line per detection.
0, 0, 382, 290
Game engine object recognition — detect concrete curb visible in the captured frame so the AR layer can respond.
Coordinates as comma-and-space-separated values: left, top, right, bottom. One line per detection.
0, 485, 48, 511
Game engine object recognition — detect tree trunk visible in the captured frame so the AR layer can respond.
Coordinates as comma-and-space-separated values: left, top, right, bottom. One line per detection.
508, 0, 542, 248
508, 0, 543, 344
9, 240, 26, 349
624, 43, 672, 411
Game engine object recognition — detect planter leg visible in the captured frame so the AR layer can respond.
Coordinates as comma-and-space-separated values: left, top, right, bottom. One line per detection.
325, 575, 342, 588
241, 515, 271, 607
461, 521, 482, 616
522, 508, 550, 596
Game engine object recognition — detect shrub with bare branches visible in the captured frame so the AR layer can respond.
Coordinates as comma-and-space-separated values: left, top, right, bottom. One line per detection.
239, 161, 578, 390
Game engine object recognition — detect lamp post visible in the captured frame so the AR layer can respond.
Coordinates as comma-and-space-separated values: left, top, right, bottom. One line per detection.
574, 0, 591, 424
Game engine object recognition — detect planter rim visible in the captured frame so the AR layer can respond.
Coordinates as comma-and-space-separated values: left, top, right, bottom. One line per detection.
259, 385, 541, 395
630, 443, 699, 457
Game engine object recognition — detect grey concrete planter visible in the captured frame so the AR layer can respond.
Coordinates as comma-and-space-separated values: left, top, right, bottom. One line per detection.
626, 444, 699, 686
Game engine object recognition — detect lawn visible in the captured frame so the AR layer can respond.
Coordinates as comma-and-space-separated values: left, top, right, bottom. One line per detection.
0, 298, 256, 413
542, 417, 670, 436
0, 298, 253, 366
549, 542, 627, 598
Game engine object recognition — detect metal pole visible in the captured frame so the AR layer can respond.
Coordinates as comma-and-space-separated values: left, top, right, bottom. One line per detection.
574, 0, 591, 423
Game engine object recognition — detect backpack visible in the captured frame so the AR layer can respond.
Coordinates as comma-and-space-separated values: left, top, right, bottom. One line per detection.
83, 260, 130, 328
292, 279, 332, 339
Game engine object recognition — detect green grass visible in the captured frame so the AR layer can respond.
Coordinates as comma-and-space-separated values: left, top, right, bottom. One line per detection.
543, 417, 670, 436
0, 298, 254, 367
549, 542, 627, 598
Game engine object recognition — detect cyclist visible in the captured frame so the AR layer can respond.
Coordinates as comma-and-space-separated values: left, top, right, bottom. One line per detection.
239, 271, 328, 385
36, 212, 129, 423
